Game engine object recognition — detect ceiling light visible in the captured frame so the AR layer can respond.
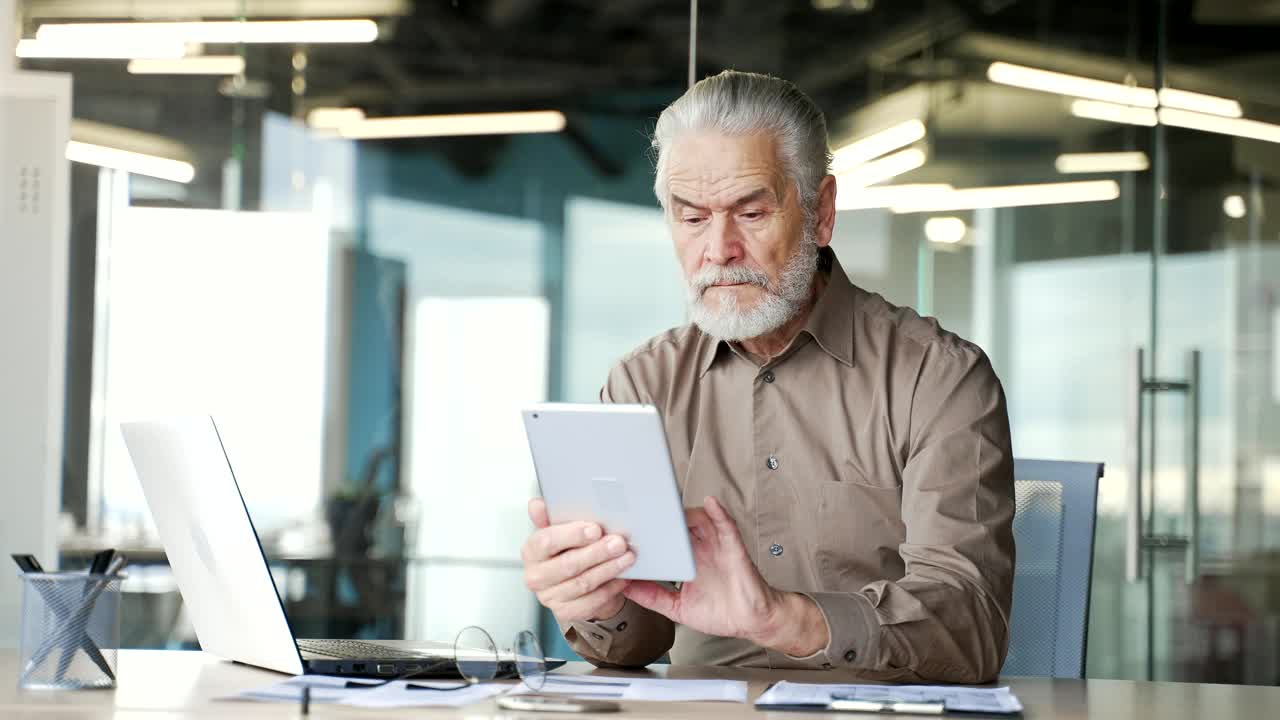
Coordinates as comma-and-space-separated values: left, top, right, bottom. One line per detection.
21, 1, 410, 18
307, 107, 366, 130
812, 0, 874, 10
65, 141, 195, 183
337, 110, 567, 139
1158, 107, 1280, 145
831, 120, 926, 173
836, 183, 954, 211
1070, 99, 1158, 127
37, 19, 378, 45
1157, 88, 1242, 118
1223, 195, 1246, 219
988, 62, 1245, 119
127, 56, 245, 75
835, 148, 927, 189
1055, 151, 1150, 174
891, 180, 1121, 213
988, 61, 1157, 107
924, 217, 967, 244
16, 37, 188, 59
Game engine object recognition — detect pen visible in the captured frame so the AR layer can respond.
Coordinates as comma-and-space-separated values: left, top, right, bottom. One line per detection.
11, 554, 45, 573
52, 553, 128, 682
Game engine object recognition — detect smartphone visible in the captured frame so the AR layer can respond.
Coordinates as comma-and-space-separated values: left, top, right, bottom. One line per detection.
496, 694, 622, 713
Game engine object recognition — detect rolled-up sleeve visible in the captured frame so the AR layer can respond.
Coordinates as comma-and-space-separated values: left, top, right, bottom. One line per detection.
787, 344, 1015, 683
549, 360, 676, 668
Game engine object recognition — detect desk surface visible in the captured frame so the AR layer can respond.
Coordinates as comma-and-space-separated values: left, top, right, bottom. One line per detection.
2, 650, 1277, 719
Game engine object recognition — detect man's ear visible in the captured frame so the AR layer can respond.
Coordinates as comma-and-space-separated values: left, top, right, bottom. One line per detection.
815, 175, 837, 248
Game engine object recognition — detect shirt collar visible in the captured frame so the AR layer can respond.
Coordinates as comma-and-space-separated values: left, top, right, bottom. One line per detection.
696, 246, 856, 377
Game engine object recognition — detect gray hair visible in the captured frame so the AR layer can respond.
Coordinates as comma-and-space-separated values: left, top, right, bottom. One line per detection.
651, 70, 832, 222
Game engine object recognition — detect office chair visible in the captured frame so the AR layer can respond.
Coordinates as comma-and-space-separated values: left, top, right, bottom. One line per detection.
1001, 459, 1104, 679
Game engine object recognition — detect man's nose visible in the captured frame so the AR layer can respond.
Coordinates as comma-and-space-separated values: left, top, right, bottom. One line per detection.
703, 214, 744, 266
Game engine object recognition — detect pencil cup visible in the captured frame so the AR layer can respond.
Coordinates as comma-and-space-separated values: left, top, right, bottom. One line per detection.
17, 572, 123, 690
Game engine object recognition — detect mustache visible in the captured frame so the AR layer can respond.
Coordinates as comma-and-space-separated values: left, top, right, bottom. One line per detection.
690, 264, 771, 296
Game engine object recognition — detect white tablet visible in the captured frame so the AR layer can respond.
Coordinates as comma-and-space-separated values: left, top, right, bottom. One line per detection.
521, 403, 696, 582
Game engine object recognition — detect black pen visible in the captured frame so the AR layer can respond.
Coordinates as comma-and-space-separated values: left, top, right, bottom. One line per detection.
52, 553, 128, 682
11, 554, 45, 574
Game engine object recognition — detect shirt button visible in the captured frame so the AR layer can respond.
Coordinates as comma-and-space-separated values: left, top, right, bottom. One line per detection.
766, 456, 779, 470
844, 649, 857, 662
762, 370, 776, 384
769, 543, 784, 557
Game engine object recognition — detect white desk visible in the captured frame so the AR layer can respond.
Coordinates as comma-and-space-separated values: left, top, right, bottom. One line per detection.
2, 650, 1278, 718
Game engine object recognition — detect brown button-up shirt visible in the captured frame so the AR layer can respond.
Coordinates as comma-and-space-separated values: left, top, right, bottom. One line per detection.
562, 248, 1015, 684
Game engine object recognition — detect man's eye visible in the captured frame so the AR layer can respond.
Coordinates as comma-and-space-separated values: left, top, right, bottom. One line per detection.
683, 216, 707, 225
740, 211, 764, 220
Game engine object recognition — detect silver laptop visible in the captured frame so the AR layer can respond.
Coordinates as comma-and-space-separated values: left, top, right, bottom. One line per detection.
121, 416, 544, 678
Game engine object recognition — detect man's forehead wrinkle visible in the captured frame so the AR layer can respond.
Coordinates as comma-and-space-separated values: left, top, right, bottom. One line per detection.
668, 169, 782, 208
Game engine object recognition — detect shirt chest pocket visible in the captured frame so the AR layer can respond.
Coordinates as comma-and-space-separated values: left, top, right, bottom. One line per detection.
814, 460, 906, 592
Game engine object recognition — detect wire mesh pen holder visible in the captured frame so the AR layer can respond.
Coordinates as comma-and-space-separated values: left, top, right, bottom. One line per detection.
17, 572, 123, 690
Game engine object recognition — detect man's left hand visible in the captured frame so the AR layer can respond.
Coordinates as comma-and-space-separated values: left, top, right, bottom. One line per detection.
623, 496, 830, 657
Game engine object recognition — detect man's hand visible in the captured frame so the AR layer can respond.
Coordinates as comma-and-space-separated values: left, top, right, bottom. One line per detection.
623, 497, 830, 657
521, 498, 636, 623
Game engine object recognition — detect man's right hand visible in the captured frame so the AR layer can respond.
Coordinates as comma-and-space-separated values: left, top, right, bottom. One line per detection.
522, 498, 636, 622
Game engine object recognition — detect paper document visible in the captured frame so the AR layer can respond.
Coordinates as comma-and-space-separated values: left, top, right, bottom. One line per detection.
228, 675, 508, 709
755, 681, 1023, 714
512, 674, 749, 703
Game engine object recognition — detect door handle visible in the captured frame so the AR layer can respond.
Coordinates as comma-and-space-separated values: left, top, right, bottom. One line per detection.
1126, 347, 1201, 584
1127, 348, 1145, 583
1184, 349, 1200, 584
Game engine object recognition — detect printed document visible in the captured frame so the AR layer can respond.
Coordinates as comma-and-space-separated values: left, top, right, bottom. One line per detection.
755, 681, 1023, 714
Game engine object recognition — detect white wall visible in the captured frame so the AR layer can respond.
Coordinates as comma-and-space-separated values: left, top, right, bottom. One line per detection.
364, 196, 547, 641
563, 197, 686, 402
0, 71, 72, 647
404, 298, 548, 643
96, 208, 331, 538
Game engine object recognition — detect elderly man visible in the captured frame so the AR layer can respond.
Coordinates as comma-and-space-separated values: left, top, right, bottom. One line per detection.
520, 70, 1015, 683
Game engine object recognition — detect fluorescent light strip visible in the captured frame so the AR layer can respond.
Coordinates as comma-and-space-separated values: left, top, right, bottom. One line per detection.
338, 111, 567, 139
1157, 88, 1242, 118
65, 141, 195, 183
831, 120, 926, 173
1055, 151, 1150, 174
990, 62, 1244, 119
16, 37, 188, 59
22, 0, 410, 17
37, 19, 378, 45
1070, 99, 1158, 127
307, 107, 366, 129
891, 180, 1120, 213
1158, 107, 1280, 144
128, 56, 245, 75
836, 183, 954, 211
835, 148, 927, 189
988, 61, 1157, 108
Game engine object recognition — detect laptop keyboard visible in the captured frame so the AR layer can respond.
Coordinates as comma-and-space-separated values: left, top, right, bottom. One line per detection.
296, 638, 441, 660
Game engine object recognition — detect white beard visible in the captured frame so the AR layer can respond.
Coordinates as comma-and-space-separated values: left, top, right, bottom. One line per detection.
686, 229, 819, 342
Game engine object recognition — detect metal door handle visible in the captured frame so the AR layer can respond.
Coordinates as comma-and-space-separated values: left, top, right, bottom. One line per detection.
1126, 347, 1201, 584
1127, 348, 1145, 582
1184, 349, 1200, 584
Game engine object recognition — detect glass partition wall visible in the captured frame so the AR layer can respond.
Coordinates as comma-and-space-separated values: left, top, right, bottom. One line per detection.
718, 0, 1278, 684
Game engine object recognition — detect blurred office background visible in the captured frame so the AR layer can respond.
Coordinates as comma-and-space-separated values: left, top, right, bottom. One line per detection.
5, 0, 1279, 686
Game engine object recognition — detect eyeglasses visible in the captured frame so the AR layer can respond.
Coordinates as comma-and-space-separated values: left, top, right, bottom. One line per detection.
335, 626, 547, 693
453, 625, 547, 691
